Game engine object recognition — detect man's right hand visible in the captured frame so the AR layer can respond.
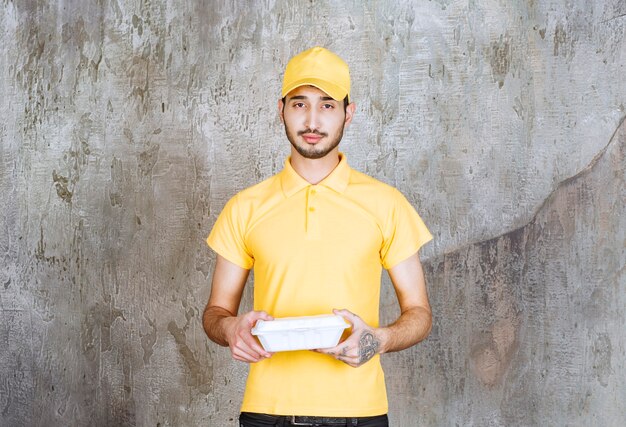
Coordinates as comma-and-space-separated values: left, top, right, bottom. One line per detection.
203, 256, 274, 363
224, 310, 274, 363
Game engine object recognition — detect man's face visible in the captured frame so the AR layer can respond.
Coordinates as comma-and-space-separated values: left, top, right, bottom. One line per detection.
279, 85, 355, 160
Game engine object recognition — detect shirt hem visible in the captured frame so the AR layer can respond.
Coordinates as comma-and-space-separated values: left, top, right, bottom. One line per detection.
240, 404, 389, 418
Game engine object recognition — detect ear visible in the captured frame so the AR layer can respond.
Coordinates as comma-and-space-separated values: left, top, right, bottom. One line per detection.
278, 98, 285, 123
344, 102, 356, 127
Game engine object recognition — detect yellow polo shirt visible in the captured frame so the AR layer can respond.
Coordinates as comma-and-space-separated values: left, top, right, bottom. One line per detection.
207, 154, 432, 416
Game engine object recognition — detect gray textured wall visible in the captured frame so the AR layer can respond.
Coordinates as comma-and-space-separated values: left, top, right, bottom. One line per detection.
1, 0, 624, 426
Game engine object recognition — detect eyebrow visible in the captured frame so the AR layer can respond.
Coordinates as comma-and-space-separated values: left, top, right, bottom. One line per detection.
287, 95, 336, 102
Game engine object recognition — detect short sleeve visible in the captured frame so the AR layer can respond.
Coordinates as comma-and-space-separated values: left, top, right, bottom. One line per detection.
380, 189, 433, 269
206, 194, 254, 269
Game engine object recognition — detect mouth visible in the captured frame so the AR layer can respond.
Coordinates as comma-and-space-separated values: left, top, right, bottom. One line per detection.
302, 134, 322, 143
298, 131, 326, 144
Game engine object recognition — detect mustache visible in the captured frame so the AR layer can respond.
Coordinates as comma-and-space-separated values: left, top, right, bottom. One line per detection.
297, 129, 327, 137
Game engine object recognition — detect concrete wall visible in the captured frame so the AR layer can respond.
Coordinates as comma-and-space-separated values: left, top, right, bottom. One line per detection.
0, 0, 624, 425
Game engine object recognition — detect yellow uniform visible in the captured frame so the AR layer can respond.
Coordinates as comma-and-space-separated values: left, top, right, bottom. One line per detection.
207, 154, 432, 416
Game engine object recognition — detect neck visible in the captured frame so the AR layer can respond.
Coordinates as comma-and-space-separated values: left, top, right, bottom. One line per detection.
289, 149, 341, 185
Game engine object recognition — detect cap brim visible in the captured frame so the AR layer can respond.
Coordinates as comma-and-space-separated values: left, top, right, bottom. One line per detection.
282, 77, 349, 102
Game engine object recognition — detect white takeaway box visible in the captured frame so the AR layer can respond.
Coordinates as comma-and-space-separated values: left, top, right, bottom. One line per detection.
251, 314, 350, 352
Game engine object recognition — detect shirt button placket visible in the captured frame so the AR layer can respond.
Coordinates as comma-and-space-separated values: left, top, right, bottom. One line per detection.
306, 186, 320, 239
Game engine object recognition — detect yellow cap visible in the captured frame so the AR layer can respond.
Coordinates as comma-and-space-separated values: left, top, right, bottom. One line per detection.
281, 47, 350, 102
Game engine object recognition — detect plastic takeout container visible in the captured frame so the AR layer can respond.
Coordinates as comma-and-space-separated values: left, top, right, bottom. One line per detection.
251, 314, 350, 352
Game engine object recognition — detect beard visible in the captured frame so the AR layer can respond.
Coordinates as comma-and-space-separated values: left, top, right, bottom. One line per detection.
284, 122, 345, 160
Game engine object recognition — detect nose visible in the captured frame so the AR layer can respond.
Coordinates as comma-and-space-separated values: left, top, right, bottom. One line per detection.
305, 108, 320, 131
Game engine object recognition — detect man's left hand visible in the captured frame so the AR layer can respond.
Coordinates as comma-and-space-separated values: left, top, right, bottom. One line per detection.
314, 309, 385, 368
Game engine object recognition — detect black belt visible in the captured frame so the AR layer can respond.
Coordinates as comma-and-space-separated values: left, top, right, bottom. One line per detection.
240, 412, 387, 426
289, 415, 357, 426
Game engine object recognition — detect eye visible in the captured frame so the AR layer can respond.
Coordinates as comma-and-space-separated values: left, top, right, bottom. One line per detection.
322, 103, 335, 109
292, 102, 305, 108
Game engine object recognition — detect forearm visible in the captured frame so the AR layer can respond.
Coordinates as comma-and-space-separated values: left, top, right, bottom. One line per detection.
202, 305, 236, 347
378, 306, 432, 353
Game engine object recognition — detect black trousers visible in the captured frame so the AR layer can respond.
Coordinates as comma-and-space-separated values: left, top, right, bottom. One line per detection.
239, 412, 389, 427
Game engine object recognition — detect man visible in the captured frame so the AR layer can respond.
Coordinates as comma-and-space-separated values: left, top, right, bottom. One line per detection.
203, 47, 433, 427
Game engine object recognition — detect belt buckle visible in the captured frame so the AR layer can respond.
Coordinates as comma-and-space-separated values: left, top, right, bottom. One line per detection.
290, 416, 315, 426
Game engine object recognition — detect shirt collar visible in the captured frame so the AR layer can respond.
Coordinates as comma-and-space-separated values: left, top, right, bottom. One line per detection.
280, 153, 351, 198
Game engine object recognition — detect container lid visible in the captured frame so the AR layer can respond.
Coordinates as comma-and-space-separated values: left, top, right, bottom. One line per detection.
251, 314, 350, 335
